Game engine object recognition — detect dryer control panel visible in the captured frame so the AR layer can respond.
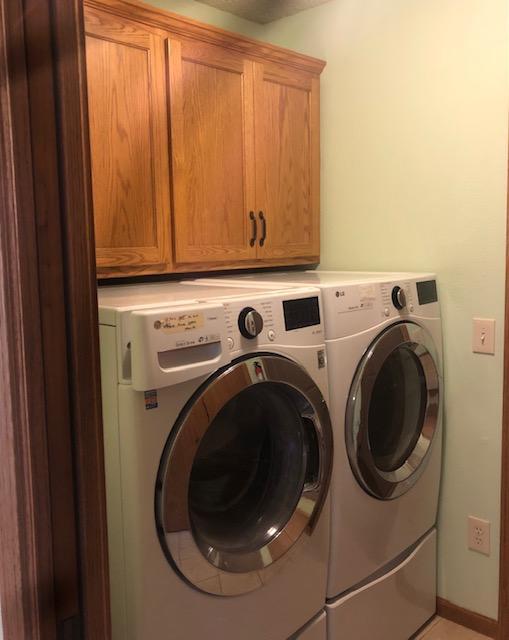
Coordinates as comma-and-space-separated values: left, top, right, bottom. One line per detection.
321, 276, 440, 340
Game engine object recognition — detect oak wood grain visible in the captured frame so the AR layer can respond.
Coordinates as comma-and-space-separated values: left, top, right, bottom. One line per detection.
96, 255, 319, 279
0, 0, 113, 637
84, 0, 326, 75
169, 38, 257, 265
254, 61, 320, 260
86, 0, 324, 278
85, 5, 171, 269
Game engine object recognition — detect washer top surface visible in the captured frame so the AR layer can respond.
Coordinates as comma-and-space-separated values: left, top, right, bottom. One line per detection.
97, 280, 318, 326
98, 281, 277, 312
98, 279, 327, 388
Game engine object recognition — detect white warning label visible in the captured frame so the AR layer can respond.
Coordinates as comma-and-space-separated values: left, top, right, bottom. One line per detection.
335, 285, 375, 313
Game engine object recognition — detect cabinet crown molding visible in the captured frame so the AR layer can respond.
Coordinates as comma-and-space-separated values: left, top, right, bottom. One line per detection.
83, 0, 326, 75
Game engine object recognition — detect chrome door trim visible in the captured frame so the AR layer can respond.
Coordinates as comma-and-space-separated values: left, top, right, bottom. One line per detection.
346, 322, 440, 500
155, 353, 333, 596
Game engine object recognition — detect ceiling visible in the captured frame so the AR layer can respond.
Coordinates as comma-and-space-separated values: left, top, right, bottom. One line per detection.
194, 0, 334, 24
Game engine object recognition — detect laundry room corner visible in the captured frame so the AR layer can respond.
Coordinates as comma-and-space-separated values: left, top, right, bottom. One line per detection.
255, 0, 509, 622
93, 0, 509, 623
5, 0, 509, 636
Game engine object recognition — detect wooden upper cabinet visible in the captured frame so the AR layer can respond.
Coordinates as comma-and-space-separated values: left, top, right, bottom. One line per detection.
84, 0, 325, 278
168, 40, 257, 267
254, 62, 320, 261
84, 7, 171, 273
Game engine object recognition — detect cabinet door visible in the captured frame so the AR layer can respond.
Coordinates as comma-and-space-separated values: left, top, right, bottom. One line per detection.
168, 39, 256, 267
84, 8, 171, 272
254, 62, 320, 261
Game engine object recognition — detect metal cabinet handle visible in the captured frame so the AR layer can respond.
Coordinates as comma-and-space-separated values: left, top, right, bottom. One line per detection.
249, 211, 257, 247
259, 211, 266, 247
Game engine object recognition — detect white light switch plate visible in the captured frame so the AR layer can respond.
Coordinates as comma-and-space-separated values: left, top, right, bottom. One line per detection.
472, 318, 495, 354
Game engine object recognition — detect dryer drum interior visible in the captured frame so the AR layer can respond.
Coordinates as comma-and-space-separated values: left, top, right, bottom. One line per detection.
346, 321, 440, 500
155, 354, 333, 596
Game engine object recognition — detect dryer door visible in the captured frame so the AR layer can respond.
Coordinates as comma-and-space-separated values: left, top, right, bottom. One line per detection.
346, 322, 440, 500
155, 354, 333, 596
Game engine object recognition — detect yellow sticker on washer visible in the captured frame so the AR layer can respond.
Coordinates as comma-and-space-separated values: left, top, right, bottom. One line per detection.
154, 312, 204, 334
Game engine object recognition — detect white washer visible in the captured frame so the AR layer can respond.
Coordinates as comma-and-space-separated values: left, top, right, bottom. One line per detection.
98, 281, 333, 640
192, 271, 443, 639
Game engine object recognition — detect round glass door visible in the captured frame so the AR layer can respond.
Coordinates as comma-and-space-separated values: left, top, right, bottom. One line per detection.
155, 354, 332, 596
346, 322, 440, 500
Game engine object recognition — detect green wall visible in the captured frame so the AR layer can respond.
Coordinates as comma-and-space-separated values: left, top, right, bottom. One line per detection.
154, 0, 508, 620
262, 0, 508, 619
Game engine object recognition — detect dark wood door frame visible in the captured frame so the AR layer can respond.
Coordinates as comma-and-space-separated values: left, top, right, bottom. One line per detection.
498, 153, 509, 639
0, 0, 110, 638
5, 0, 509, 639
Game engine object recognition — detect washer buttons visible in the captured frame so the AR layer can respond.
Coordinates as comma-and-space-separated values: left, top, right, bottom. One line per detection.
227, 337, 234, 350
384, 308, 390, 317
267, 330, 276, 342
409, 304, 414, 312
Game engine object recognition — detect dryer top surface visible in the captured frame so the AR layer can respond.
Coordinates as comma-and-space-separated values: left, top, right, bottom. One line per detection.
192, 269, 436, 289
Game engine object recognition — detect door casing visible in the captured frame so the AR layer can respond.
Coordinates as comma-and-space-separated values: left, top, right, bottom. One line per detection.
1, 1, 509, 639
0, 0, 110, 638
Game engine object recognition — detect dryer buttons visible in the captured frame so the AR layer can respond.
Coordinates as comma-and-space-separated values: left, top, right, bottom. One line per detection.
267, 330, 276, 342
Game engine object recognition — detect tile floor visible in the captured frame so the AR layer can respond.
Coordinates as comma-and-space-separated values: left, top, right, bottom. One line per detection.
167, 530, 273, 595
157, 532, 492, 636
417, 617, 490, 639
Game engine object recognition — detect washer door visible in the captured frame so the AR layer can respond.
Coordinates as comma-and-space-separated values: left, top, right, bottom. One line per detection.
155, 354, 332, 596
346, 322, 440, 500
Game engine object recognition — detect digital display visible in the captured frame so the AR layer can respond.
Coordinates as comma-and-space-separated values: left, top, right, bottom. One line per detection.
416, 280, 438, 305
283, 296, 320, 331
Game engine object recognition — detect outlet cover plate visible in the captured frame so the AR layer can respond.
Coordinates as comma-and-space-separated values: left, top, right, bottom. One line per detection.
468, 516, 490, 555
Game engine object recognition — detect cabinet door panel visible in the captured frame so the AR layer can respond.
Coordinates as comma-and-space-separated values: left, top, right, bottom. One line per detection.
255, 63, 319, 260
85, 8, 171, 270
169, 39, 256, 266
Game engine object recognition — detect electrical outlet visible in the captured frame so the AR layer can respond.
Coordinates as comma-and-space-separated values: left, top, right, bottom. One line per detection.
468, 516, 490, 555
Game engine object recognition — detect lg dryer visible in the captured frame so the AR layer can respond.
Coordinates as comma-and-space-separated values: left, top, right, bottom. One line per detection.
192, 271, 443, 639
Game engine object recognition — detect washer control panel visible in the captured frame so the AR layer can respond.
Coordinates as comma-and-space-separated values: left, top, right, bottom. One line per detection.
222, 288, 324, 352
116, 287, 325, 384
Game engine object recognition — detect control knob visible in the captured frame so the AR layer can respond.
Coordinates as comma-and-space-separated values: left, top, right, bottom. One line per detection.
238, 307, 263, 339
391, 286, 407, 310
